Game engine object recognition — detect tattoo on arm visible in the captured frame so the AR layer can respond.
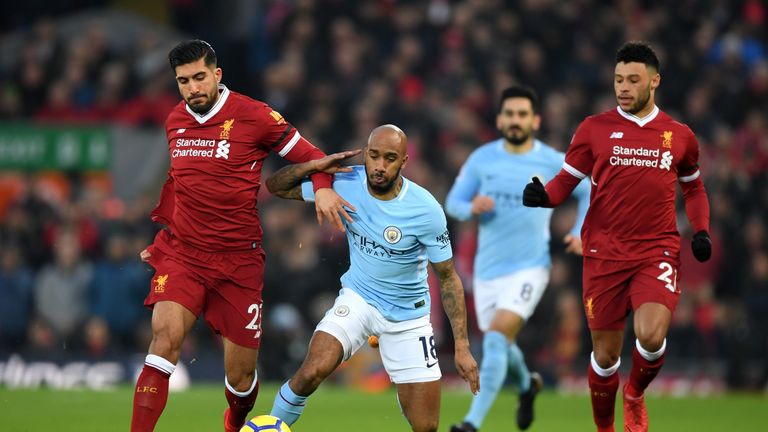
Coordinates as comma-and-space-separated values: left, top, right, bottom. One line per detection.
265, 162, 314, 201
432, 259, 469, 344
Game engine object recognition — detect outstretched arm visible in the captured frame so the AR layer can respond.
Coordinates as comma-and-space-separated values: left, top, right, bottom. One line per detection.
266, 149, 361, 200
431, 258, 480, 394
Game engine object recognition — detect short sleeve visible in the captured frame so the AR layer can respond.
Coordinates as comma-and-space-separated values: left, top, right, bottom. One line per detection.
563, 120, 594, 179
300, 179, 315, 201
420, 204, 453, 263
251, 103, 301, 156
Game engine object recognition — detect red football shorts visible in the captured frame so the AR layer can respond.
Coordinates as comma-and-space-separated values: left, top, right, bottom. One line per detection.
582, 256, 681, 331
144, 230, 265, 348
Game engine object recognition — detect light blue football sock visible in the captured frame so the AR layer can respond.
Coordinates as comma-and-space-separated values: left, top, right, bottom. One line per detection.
508, 342, 531, 393
464, 331, 508, 428
270, 381, 308, 426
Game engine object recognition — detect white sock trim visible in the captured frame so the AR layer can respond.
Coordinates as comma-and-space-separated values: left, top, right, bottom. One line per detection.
636, 338, 666, 361
590, 352, 620, 377
225, 370, 259, 397
145, 354, 175, 375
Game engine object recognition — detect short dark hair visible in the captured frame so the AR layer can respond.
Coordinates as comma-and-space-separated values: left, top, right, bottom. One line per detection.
168, 39, 217, 70
616, 41, 660, 72
498, 85, 539, 114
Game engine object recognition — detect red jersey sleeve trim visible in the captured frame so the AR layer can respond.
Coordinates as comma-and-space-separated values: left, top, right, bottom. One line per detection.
678, 169, 700, 183
278, 131, 301, 157
563, 162, 587, 179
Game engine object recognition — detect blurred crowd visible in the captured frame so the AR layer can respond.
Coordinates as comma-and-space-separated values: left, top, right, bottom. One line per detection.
0, 0, 766, 389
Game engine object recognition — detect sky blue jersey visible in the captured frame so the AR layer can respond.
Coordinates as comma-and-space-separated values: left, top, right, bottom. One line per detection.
302, 166, 453, 321
445, 139, 590, 280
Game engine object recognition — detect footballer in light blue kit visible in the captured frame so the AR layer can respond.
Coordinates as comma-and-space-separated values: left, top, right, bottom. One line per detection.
267, 125, 479, 431
447, 86, 590, 432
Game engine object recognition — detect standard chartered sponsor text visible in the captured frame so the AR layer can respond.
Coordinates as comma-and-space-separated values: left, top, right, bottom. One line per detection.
176, 138, 216, 147
611, 145, 660, 167
173, 138, 216, 158
173, 148, 214, 158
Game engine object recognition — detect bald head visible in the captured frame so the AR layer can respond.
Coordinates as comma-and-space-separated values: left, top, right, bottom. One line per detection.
364, 124, 409, 198
368, 124, 407, 156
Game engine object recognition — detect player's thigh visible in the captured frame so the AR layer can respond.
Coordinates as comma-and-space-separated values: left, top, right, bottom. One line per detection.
144, 236, 207, 320
378, 315, 441, 384
314, 288, 373, 361
494, 266, 550, 321
629, 260, 680, 344
630, 259, 681, 313
149, 301, 198, 361
396, 380, 441, 431
204, 250, 266, 350
583, 257, 637, 331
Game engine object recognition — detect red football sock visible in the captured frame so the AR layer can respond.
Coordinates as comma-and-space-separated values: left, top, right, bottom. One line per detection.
626, 341, 666, 398
588, 361, 619, 428
131, 362, 172, 432
225, 376, 260, 429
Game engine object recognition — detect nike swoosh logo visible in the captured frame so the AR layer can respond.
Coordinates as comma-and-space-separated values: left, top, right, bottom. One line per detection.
426, 361, 438, 368
591, 176, 598, 186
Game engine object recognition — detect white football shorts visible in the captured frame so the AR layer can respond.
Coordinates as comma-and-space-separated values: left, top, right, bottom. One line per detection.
316, 288, 441, 384
473, 266, 549, 331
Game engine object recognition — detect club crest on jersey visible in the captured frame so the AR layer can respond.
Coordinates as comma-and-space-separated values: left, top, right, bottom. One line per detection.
269, 110, 286, 125
383, 226, 402, 244
154, 274, 169, 293
661, 131, 673, 149
585, 297, 595, 320
220, 118, 235, 139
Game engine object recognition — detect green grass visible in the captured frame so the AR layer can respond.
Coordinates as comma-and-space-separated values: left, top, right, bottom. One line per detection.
1, 384, 765, 431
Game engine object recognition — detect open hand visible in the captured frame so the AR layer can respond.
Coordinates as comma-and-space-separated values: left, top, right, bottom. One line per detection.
455, 347, 480, 395
314, 188, 356, 232
312, 149, 362, 174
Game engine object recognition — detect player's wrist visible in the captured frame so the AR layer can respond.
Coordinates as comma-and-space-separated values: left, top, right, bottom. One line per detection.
453, 339, 471, 350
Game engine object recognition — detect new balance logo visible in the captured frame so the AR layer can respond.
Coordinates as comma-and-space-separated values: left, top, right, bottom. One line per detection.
609, 132, 624, 139
177, 128, 186, 134
215, 140, 230, 159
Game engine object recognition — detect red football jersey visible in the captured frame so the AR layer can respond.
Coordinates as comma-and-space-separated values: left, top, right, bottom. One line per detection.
152, 85, 326, 252
561, 106, 702, 261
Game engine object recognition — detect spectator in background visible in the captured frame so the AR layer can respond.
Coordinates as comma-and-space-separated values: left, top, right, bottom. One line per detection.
0, 243, 34, 350
31, 228, 93, 349
86, 229, 150, 354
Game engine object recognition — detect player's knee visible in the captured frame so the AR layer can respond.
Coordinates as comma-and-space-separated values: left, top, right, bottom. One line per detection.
593, 350, 620, 369
149, 333, 182, 362
226, 369, 256, 392
635, 328, 665, 352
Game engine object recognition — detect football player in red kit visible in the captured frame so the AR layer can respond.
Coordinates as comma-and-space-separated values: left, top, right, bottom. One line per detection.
130, 40, 357, 432
523, 41, 712, 432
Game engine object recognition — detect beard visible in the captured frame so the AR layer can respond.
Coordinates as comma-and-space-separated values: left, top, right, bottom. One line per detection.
367, 168, 401, 195
501, 126, 531, 145
186, 92, 217, 114
626, 86, 652, 115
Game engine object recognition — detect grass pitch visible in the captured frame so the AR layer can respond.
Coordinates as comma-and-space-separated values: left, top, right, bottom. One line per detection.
1, 383, 765, 431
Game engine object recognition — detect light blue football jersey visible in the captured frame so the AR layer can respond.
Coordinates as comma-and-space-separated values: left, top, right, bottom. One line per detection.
302, 166, 453, 321
445, 139, 590, 280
